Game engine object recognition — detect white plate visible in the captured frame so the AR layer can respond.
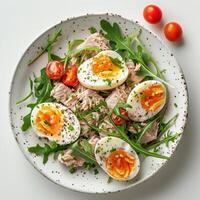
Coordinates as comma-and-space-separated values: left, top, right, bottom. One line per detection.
9, 14, 188, 193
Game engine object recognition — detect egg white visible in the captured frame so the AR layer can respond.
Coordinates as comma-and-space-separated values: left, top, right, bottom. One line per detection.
127, 80, 167, 122
31, 103, 80, 144
95, 136, 140, 181
77, 50, 129, 90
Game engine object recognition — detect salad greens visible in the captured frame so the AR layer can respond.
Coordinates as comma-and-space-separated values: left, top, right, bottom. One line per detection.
19, 19, 181, 176
16, 78, 33, 105
21, 68, 53, 131
28, 142, 69, 164
28, 29, 62, 65
100, 20, 173, 87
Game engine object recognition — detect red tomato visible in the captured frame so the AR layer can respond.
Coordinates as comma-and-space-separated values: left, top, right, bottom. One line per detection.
62, 65, 79, 87
143, 5, 162, 24
111, 108, 129, 126
164, 22, 183, 42
46, 61, 64, 80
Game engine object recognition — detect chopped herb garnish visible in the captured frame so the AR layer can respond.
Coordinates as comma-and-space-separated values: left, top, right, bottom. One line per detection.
89, 27, 97, 34
68, 124, 75, 131
109, 56, 123, 69
103, 78, 112, 86
44, 120, 51, 126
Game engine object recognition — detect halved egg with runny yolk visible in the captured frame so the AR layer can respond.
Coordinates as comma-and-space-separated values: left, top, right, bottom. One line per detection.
77, 50, 129, 90
31, 103, 80, 144
95, 137, 140, 181
127, 80, 167, 122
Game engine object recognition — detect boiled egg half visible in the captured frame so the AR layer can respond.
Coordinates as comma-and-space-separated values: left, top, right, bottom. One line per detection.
127, 80, 167, 122
31, 103, 80, 144
95, 136, 140, 181
77, 50, 129, 90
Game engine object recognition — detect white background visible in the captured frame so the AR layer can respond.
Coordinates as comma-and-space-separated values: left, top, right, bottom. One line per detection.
0, 0, 199, 199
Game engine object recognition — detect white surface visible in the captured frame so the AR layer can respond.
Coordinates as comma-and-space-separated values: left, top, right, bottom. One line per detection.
0, 0, 199, 199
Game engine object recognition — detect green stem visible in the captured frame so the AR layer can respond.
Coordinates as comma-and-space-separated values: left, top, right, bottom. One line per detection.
109, 116, 169, 159
16, 92, 33, 105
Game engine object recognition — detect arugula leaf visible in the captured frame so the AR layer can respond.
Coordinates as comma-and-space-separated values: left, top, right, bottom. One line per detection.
63, 39, 84, 68
21, 68, 53, 131
159, 114, 179, 134
16, 78, 33, 105
28, 29, 62, 65
28, 142, 69, 164
70, 141, 97, 164
81, 139, 93, 155
108, 115, 169, 159
113, 102, 132, 120
21, 113, 32, 131
100, 20, 173, 87
146, 132, 181, 150
89, 27, 97, 34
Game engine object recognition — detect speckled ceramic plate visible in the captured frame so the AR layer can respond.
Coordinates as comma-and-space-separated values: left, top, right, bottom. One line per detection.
9, 14, 188, 193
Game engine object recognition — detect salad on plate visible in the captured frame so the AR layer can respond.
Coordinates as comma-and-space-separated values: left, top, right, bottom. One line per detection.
17, 19, 179, 182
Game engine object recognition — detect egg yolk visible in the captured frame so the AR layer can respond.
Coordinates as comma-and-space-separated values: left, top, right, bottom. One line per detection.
91, 54, 121, 79
35, 105, 64, 138
140, 84, 165, 112
106, 149, 136, 180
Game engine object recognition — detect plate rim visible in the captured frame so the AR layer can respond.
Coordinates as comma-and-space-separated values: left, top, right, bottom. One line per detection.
9, 13, 189, 194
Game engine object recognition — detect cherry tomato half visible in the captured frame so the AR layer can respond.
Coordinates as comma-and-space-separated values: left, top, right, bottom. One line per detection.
143, 5, 162, 24
46, 61, 64, 80
111, 108, 129, 126
62, 65, 79, 87
164, 22, 183, 42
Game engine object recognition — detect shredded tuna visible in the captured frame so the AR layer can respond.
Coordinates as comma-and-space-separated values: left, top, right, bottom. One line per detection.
79, 112, 101, 137
88, 134, 100, 149
128, 126, 137, 134
51, 82, 72, 103
77, 33, 109, 51
58, 149, 85, 167
64, 84, 105, 112
141, 122, 159, 144
99, 116, 116, 138
126, 61, 144, 84
105, 84, 128, 109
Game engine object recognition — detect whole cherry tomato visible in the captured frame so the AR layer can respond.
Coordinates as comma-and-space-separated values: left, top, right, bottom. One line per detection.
62, 65, 79, 87
143, 5, 162, 24
164, 22, 183, 42
111, 108, 129, 126
46, 61, 64, 80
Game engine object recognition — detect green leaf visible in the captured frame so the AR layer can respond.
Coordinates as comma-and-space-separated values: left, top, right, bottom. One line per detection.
28, 29, 62, 65
28, 143, 70, 164
113, 102, 132, 120
16, 78, 33, 105
81, 139, 93, 155
159, 114, 179, 134
100, 20, 173, 87
21, 113, 32, 131
89, 27, 97, 34
21, 68, 53, 131
146, 132, 181, 150
70, 141, 97, 165
63, 39, 84, 68
108, 114, 169, 160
